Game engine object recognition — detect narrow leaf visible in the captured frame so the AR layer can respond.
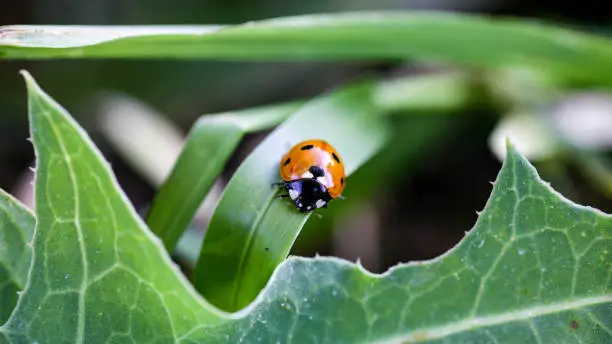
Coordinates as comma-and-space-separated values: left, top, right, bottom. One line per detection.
192, 81, 389, 312
149, 71, 476, 256
0, 190, 34, 323
0, 71, 227, 344
2, 12, 612, 84
146, 102, 302, 252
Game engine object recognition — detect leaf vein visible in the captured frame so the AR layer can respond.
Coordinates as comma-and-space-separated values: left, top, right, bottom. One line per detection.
118, 263, 178, 343
586, 311, 612, 336
381, 294, 612, 343
527, 319, 543, 344
88, 170, 121, 265
36, 98, 89, 344
230, 190, 290, 310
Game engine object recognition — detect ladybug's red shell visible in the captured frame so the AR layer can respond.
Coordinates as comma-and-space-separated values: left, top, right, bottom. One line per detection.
279, 139, 345, 199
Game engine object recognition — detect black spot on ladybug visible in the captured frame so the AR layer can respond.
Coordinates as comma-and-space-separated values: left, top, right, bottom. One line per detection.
283, 158, 291, 166
332, 152, 340, 163
340, 177, 344, 185
301, 144, 314, 150
571, 320, 579, 330
309, 165, 325, 178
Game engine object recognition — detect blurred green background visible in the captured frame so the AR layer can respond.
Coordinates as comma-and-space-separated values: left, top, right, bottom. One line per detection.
1, 0, 611, 275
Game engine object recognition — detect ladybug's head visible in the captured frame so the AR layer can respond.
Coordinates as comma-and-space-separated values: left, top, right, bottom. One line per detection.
283, 178, 332, 213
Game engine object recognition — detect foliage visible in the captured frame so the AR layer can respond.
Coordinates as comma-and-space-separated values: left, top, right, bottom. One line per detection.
0, 11, 611, 344
0, 71, 608, 343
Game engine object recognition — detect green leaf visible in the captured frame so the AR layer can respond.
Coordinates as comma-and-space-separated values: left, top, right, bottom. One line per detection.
192, 81, 389, 312
2, 12, 612, 84
146, 101, 302, 253
0, 190, 34, 323
2, 71, 610, 344
1, 71, 227, 344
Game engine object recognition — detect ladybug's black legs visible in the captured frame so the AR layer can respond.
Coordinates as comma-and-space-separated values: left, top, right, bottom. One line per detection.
272, 181, 294, 203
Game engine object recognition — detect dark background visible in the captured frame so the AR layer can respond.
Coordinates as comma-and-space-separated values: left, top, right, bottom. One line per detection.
1, 0, 611, 274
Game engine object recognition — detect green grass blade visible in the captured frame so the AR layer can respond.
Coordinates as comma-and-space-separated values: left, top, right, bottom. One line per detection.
2, 12, 612, 84
147, 102, 302, 252
148, 71, 475, 257
192, 80, 389, 312
0, 189, 34, 323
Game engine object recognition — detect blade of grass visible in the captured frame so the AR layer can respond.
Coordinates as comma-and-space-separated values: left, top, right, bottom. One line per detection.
147, 72, 478, 256
146, 102, 302, 252
2, 12, 612, 84
191, 80, 388, 312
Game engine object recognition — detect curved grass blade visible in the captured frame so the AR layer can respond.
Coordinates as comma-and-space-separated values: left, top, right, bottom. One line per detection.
2, 12, 612, 84
148, 71, 476, 256
0, 71, 228, 344
146, 102, 302, 252
0, 189, 34, 323
192, 80, 389, 312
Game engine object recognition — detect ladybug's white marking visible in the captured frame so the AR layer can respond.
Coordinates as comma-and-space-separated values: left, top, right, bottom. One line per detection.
298, 202, 303, 208
306, 205, 311, 210
316, 199, 327, 208
302, 171, 314, 179
288, 189, 299, 200
317, 176, 326, 185
317, 175, 334, 188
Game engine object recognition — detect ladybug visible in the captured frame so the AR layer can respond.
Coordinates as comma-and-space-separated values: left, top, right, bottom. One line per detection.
274, 139, 345, 212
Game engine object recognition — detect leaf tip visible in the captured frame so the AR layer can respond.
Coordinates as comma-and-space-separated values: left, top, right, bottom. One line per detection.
19, 69, 36, 89
19, 69, 44, 103
504, 136, 516, 154
503, 136, 525, 165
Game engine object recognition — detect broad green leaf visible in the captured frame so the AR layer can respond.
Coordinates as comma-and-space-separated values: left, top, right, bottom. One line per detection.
0, 190, 34, 323
192, 81, 389, 312
0, 71, 228, 344
191, 141, 611, 343
2, 12, 612, 84
146, 101, 302, 252
1, 71, 611, 343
